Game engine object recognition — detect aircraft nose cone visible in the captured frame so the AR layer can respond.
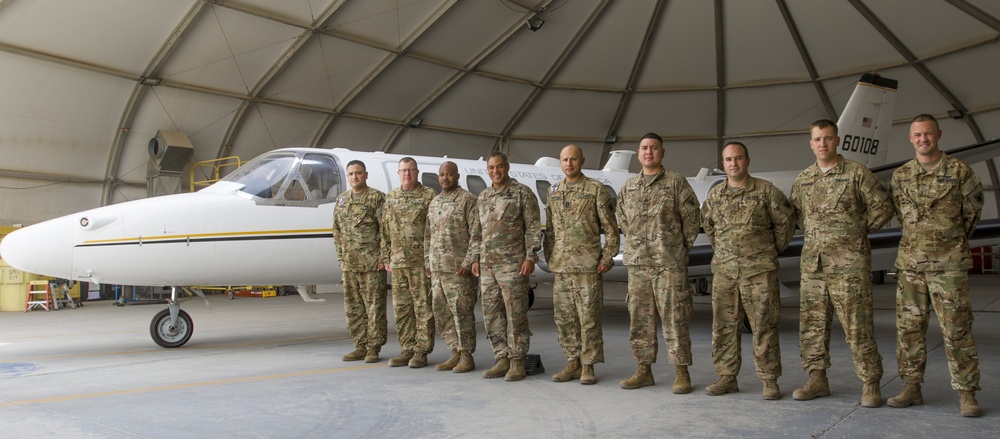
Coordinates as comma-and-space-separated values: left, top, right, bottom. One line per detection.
0, 217, 73, 279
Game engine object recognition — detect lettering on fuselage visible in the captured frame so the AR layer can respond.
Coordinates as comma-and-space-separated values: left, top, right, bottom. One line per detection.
842, 135, 879, 155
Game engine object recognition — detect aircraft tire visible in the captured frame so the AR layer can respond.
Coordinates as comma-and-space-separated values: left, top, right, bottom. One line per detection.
872, 270, 886, 285
150, 308, 194, 348
696, 277, 709, 295
528, 288, 535, 309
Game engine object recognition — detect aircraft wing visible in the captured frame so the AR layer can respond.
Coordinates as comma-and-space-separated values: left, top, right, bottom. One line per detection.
870, 138, 1000, 180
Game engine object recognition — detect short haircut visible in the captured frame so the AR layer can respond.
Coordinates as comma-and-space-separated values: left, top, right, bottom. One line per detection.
723, 141, 749, 160
810, 119, 838, 136
398, 156, 417, 166
911, 113, 940, 131
346, 160, 366, 171
487, 152, 509, 165
641, 132, 663, 144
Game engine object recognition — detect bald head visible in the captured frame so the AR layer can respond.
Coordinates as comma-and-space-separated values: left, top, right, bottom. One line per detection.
438, 161, 460, 193
559, 144, 585, 182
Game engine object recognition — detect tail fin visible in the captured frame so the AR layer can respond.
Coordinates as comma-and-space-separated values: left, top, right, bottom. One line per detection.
836, 73, 898, 168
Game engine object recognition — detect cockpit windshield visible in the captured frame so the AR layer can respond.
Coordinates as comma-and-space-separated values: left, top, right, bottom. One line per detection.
224, 152, 296, 199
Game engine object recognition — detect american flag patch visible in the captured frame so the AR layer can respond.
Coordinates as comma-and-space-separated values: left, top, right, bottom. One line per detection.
861, 117, 872, 128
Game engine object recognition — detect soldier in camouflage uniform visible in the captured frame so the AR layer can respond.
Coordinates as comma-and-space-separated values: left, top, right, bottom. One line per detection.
425, 161, 481, 373
887, 114, 983, 417
476, 152, 542, 382
702, 142, 794, 400
616, 133, 701, 393
382, 157, 437, 368
332, 160, 388, 364
543, 145, 620, 385
790, 119, 894, 408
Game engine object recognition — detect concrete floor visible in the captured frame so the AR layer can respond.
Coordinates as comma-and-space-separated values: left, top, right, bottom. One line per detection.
2, 275, 999, 438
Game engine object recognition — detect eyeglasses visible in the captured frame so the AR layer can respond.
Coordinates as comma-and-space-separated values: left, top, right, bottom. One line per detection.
398, 169, 418, 174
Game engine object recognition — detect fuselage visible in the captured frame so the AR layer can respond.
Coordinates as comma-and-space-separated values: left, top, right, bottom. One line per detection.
0, 75, 899, 288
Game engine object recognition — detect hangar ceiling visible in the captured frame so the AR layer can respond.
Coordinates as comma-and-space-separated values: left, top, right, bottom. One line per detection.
1, 0, 1000, 225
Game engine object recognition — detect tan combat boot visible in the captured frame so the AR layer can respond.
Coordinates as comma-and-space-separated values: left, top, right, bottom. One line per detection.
861, 381, 882, 407
436, 349, 461, 371
960, 391, 982, 417
619, 363, 654, 390
792, 369, 831, 401
552, 359, 582, 382
342, 347, 366, 362
482, 357, 510, 379
705, 375, 739, 396
673, 365, 692, 394
408, 352, 428, 368
887, 383, 923, 408
762, 379, 781, 400
580, 364, 596, 385
388, 350, 413, 367
364, 347, 380, 363
453, 351, 475, 373
505, 357, 526, 381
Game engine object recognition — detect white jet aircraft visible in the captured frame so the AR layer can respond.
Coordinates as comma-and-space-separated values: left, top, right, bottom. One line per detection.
6, 73, 994, 348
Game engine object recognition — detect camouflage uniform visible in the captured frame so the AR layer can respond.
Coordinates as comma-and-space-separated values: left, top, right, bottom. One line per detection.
332, 187, 388, 353
382, 185, 437, 356
425, 187, 482, 353
617, 168, 700, 365
790, 155, 893, 383
702, 177, 794, 380
543, 176, 620, 365
891, 153, 983, 391
478, 179, 542, 361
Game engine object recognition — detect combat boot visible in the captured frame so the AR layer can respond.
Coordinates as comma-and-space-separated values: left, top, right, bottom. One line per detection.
762, 379, 781, 400
505, 357, 526, 381
619, 363, 654, 390
408, 352, 428, 368
580, 364, 596, 385
552, 359, 581, 382
792, 369, 831, 401
705, 375, 739, 396
453, 351, 475, 373
342, 347, 366, 362
861, 381, 882, 407
388, 350, 413, 367
436, 349, 461, 371
482, 357, 510, 379
364, 347, 380, 363
960, 391, 982, 417
673, 365, 692, 394
887, 383, 923, 408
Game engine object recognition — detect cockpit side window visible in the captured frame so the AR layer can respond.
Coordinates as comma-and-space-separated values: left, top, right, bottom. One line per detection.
300, 154, 342, 202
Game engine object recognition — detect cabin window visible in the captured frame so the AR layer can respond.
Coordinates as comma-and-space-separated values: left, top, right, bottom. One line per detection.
535, 180, 551, 204
421, 172, 441, 194
467, 175, 487, 196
